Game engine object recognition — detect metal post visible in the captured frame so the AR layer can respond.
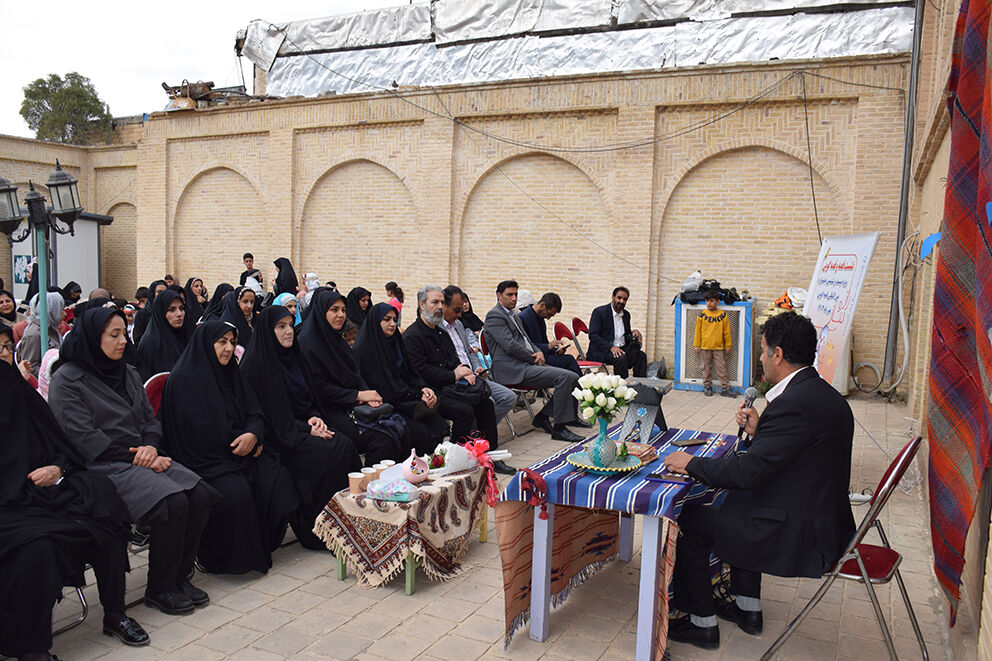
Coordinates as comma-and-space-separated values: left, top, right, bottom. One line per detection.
36, 224, 48, 367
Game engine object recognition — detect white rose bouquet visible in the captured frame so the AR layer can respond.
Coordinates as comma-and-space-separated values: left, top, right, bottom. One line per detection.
571, 372, 636, 423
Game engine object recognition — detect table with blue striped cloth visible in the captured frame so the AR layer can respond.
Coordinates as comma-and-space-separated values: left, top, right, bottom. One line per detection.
495, 425, 736, 661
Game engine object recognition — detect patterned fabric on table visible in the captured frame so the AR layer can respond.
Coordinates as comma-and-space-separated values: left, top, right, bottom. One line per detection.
928, 0, 992, 623
314, 467, 487, 587
496, 426, 735, 656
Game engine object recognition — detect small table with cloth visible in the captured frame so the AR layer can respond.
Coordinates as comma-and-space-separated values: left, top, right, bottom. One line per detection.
313, 466, 490, 594
496, 425, 736, 661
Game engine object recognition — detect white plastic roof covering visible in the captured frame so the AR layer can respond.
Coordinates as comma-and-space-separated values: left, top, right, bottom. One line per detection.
260, 6, 913, 99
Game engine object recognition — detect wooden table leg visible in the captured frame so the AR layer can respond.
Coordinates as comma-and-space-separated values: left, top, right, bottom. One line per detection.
619, 512, 634, 562
636, 516, 664, 661
480, 503, 488, 543
529, 503, 554, 642
336, 547, 347, 580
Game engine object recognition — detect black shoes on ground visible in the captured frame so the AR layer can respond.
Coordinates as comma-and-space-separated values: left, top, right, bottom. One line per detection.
491, 460, 516, 475
102, 615, 150, 647
716, 599, 763, 635
668, 615, 720, 650
179, 580, 210, 608
144, 590, 195, 616
532, 413, 554, 434
551, 426, 584, 443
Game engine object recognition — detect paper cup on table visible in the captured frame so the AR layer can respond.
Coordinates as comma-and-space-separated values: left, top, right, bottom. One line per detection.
380, 460, 396, 468
372, 463, 386, 479
360, 467, 376, 489
348, 472, 365, 495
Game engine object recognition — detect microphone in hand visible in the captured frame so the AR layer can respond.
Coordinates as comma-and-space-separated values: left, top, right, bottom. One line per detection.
737, 386, 758, 439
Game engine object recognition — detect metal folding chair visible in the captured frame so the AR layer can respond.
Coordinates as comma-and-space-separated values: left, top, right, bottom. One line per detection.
143, 372, 169, 416
762, 436, 928, 661
479, 331, 548, 430
553, 322, 604, 373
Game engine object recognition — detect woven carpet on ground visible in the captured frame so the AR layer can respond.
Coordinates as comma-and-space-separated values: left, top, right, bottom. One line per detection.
313, 466, 487, 587
928, 0, 992, 623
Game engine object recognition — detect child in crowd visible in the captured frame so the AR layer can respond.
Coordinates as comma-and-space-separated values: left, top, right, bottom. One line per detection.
342, 320, 358, 346
693, 289, 734, 397
135, 286, 149, 309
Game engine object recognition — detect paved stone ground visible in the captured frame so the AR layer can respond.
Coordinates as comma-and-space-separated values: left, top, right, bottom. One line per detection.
48, 389, 949, 660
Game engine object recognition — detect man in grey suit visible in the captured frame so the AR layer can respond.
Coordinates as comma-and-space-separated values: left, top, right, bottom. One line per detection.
483, 280, 583, 442
440, 285, 518, 425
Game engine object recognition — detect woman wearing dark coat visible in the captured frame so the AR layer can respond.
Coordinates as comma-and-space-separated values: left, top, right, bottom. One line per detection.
137, 289, 192, 381
272, 257, 299, 297
0, 360, 150, 658
183, 277, 207, 325
48, 307, 214, 617
242, 306, 362, 549
220, 286, 256, 345
131, 279, 167, 346
297, 289, 402, 466
345, 286, 372, 328
353, 303, 449, 454
200, 283, 233, 322
161, 321, 298, 574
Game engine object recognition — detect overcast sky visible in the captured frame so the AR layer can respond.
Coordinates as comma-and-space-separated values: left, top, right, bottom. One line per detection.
0, 0, 403, 138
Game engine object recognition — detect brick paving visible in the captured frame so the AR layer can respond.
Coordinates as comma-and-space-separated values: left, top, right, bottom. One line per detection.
49, 390, 947, 660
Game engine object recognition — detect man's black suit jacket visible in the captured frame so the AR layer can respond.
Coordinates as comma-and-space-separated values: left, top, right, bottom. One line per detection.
686, 367, 855, 578
517, 306, 551, 355
587, 303, 634, 362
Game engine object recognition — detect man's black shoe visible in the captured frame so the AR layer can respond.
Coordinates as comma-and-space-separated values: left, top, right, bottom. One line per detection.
715, 599, 763, 635
103, 615, 150, 646
570, 418, 594, 429
178, 580, 210, 608
668, 615, 720, 650
550, 427, 583, 443
531, 413, 553, 434
492, 460, 516, 475
144, 590, 195, 616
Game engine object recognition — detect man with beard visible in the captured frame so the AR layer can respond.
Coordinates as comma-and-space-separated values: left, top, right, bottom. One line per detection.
586, 286, 647, 379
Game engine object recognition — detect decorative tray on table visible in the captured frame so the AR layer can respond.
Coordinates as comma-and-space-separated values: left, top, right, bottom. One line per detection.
565, 451, 643, 475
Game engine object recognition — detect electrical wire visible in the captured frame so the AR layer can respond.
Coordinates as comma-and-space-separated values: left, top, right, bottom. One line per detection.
800, 73, 824, 246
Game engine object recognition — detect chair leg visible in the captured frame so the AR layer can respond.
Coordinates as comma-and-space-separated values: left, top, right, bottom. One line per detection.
893, 568, 930, 660
761, 573, 839, 660
521, 394, 537, 422
503, 415, 517, 439
53, 586, 88, 636
856, 553, 898, 661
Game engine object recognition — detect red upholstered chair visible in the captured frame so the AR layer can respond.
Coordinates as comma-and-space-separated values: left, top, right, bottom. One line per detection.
554, 322, 604, 373
761, 436, 928, 661
143, 372, 169, 417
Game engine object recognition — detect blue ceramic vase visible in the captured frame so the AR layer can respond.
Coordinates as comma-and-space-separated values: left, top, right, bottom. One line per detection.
589, 417, 617, 467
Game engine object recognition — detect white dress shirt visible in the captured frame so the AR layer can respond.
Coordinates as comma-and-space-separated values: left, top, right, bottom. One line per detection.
612, 308, 625, 347
765, 365, 810, 403
442, 319, 472, 366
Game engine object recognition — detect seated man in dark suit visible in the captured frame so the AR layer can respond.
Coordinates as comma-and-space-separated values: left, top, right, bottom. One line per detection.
517, 292, 581, 377
663, 312, 856, 650
483, 280, 583, 443
587, 286, 648, 378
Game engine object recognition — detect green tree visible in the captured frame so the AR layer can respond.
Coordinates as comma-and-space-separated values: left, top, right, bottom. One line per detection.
20, 72, 113, 145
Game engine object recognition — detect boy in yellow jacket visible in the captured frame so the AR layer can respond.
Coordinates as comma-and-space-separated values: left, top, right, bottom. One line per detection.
694, 290, 733, 397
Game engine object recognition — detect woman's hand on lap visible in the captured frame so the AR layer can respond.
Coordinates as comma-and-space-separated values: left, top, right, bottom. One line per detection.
27, 465, 62, 487
230, 433, 258, 456
129, 445, 159, 468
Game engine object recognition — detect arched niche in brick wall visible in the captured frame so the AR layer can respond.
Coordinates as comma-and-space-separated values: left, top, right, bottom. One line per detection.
174, 167, 265, 289
299, 159, 429, 295
650, 145, 842, 362
457, 153, 610, 322
101, 202, 137, 299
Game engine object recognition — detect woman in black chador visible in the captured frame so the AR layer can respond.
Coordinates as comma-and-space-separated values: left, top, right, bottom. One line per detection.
0, 360, 150, 658
137, 289, 193, 380
242, 306, 362, 549
297, 289, 401, 465
161, 320, 298, 574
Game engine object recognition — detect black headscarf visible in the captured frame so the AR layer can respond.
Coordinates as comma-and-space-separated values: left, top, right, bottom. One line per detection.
132, 279, 166, 346
137, 289, 192, 380
352, 302, 423, 404
0, 359, 130, 556
183, 277, 206, 324
298, 289, 361, 391
345, 287, 371, 328
59, 306, 131, 402
0, 290, 17, 323
242, 306, 315, 450
461, 295, 484, 332
160, 320, 255, 479
23, 262, 39, 306
201, 283, 234, 322
272, 258, 299, 297
220, 287, 255, 345
74, 296, 142, 370
60, 281, 82, 306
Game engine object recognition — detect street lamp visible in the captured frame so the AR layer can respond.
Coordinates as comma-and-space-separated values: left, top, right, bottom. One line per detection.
0, 160, 84, 369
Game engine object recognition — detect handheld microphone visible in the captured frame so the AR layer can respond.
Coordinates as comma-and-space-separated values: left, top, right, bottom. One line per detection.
738, 386, 759, 439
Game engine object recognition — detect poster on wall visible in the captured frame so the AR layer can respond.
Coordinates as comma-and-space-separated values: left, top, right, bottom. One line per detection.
10, 239, 34, 304
801, 232, 880, 386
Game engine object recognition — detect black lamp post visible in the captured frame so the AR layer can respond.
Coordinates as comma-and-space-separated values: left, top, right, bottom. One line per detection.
0, 161, 83, 366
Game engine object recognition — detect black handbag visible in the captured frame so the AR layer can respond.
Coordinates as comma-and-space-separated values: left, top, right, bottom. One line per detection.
442, 378, 491, 405
353, 402, 394, 423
